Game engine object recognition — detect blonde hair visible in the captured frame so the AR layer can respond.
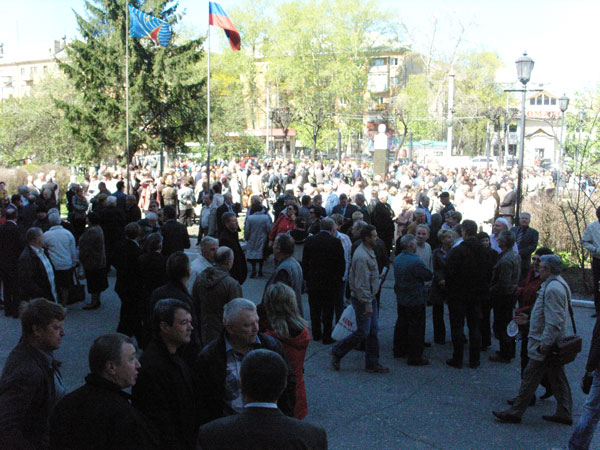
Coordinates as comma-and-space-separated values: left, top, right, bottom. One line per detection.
263, 283, 306, 339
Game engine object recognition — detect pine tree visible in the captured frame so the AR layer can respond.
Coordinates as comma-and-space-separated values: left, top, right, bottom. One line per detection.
57, 0, 206, 163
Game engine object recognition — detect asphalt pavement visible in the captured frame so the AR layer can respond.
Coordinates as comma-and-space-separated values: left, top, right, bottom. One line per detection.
1, 248, 596, 450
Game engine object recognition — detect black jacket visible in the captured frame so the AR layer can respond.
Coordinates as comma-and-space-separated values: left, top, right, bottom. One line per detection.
586, 319, 600, 372
219, 228, 247, 285
195, 332, 296, 425
197, 407, 327, 450
445, 238, 493, 301
114, 239, 142, 298
302, 231, 345, 291
161, 219, 190, 257
216, 202, 238, 236
332, 202, 358, 220
0, 221, 25, 273
0, 341, 61, 450
50, 374, 157, 450
18, 246, 56, 303
510, 225, 539, 271
132, 340, 198, 450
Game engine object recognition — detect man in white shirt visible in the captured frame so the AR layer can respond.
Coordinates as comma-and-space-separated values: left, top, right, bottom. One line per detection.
583, 206, 600, 317
44, 214, 77, 306
187, 236, 218, 292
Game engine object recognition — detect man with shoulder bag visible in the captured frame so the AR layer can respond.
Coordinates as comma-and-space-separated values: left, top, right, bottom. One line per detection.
493, 255, 574, 425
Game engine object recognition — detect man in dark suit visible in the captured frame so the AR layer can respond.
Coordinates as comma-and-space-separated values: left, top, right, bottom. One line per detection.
113, 180, 128, 211
219, 212, 247, 285
161, 205, 191, 258
302, 218, 345, 343
114, 223, 144, 344
99, 195, 126, 268
197, 349, 327, 450
133, 299, 198, 450
0, 208, 25, 317
510, 212, 539, 281
0, 299, 66, 449
216, 193, 237, 236
332, 193, 358, 221
195, 298, 296, 425
18, 227, 57, 305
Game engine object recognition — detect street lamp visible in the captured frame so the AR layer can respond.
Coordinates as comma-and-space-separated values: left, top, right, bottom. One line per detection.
515, 52, 534, 220
557, 94, 569, 194
575, 108, 587, 175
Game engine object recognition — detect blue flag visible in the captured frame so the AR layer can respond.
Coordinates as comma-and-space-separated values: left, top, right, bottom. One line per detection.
128, 5, 172, 47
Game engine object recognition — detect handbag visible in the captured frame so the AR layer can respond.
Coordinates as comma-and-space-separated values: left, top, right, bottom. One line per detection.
67, 269, 86, 305
331, 304, 357, 341
545, 281, 582, 366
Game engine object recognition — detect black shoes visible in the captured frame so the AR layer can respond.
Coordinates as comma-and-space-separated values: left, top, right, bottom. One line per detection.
469, 361, 480, 369
446, 359, 463, 369
249, 271, 257, 279
322, 337, 337, 345
540, 389, 553, 400
542, 415, 572, 425
83, 302, 101, 310
489, 355, 511, 364
493, 410, 521, 424
331, 353, 341, 371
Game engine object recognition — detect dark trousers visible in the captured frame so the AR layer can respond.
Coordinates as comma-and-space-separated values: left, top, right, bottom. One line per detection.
308, 289, 336, 340
393, 303, 425, 363
179, 208, 193, 227
432, 302, 446, 344
116, 294, 144, 346
448, 300, 481, 365
1, 269, 18, 317
481, 296, 492, 349
492, 294, 516, 359
593, 258, 600, 314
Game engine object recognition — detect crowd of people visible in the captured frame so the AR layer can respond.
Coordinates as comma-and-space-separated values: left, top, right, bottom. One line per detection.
0, 158, 600, 449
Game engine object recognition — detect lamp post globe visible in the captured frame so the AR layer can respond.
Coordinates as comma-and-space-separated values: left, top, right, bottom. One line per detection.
515, 52, 535, 86
559, 94, 570, 113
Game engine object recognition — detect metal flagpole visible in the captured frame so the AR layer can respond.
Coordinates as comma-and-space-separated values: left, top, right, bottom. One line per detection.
125, 3, 131, 193
206, 20, 211, 190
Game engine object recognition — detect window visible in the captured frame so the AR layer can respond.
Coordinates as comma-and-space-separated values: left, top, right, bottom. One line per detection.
390, 57, 399, 66
20, 68, 25, 76
536, 96, 542, 105
543, 95, 549, 105
530, 98, 535, 105
372, 58, 385, 66
551, 98, 556, 105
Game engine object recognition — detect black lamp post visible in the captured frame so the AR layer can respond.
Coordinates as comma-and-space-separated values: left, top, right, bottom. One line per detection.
557, 94, 569, 193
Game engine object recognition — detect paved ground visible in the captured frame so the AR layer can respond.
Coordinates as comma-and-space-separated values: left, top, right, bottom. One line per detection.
1, 249, 597, 450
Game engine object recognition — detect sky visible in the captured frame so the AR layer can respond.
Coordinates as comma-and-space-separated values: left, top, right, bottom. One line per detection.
1, 0, 598, 99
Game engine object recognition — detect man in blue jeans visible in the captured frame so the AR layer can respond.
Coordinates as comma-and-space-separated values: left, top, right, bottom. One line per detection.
569, 318, 600, 449
331, 225, 389, 373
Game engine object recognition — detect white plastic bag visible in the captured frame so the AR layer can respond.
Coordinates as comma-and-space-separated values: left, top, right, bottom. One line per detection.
331, 304, 357, 341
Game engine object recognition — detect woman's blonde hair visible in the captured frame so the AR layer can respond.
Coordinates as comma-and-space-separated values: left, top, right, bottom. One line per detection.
263, 283, 306, 339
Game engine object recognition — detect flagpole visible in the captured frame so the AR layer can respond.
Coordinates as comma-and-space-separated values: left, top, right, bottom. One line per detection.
125, 2, 131, 193
206, 19, 211, 191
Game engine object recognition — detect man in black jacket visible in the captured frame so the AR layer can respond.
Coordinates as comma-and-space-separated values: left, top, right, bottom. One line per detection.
302, 218, 345, 343
161, 206, 191, 258
133, 299, 198, 450
0, 299, 66, 450
18, 227, 57, 305
219, 212, 247, 285
195, 298, 296, 426
216, 193, 237, 236
0, 207, 25, 317
114, 223, 144, 344
198, 349, 326, 450
510, 212, 539, 281
147, 252, 201, 364
50, 333, 157, 450
445, 220, 493, 369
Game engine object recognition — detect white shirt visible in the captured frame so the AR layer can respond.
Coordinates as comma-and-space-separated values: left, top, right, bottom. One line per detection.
335, 231, 352, 281
187, 254, 213, 292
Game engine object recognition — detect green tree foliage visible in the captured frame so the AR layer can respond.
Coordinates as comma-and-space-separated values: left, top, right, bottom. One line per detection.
0, 75, 88, 165
57, 0, 206, 163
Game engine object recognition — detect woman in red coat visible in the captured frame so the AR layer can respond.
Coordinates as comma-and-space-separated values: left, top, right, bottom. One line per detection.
262, 282, 309, 419
269, 204, 297, 245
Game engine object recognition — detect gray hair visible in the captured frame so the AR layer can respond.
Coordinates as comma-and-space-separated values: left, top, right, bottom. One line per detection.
48, 213, 61, 226
399, 234, 417, 251
215, 246, 233, 265
18, 185, 29, 195
146, 212, 158, 221
414, 208, 427, 217
540, 254, 562, 274
497, 230, 515, 249
352, 220, 368, 234
520, 212, 531, 219
200, 236, 218, 249
106, 195, 117, 207
223, 298, 256, 326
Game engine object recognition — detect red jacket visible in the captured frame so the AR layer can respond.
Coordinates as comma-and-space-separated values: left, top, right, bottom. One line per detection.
269, 214, 295, 242
266, 328, 310, 420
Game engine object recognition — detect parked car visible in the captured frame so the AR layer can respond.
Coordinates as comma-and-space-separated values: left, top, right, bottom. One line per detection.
471, 156, 499, 169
